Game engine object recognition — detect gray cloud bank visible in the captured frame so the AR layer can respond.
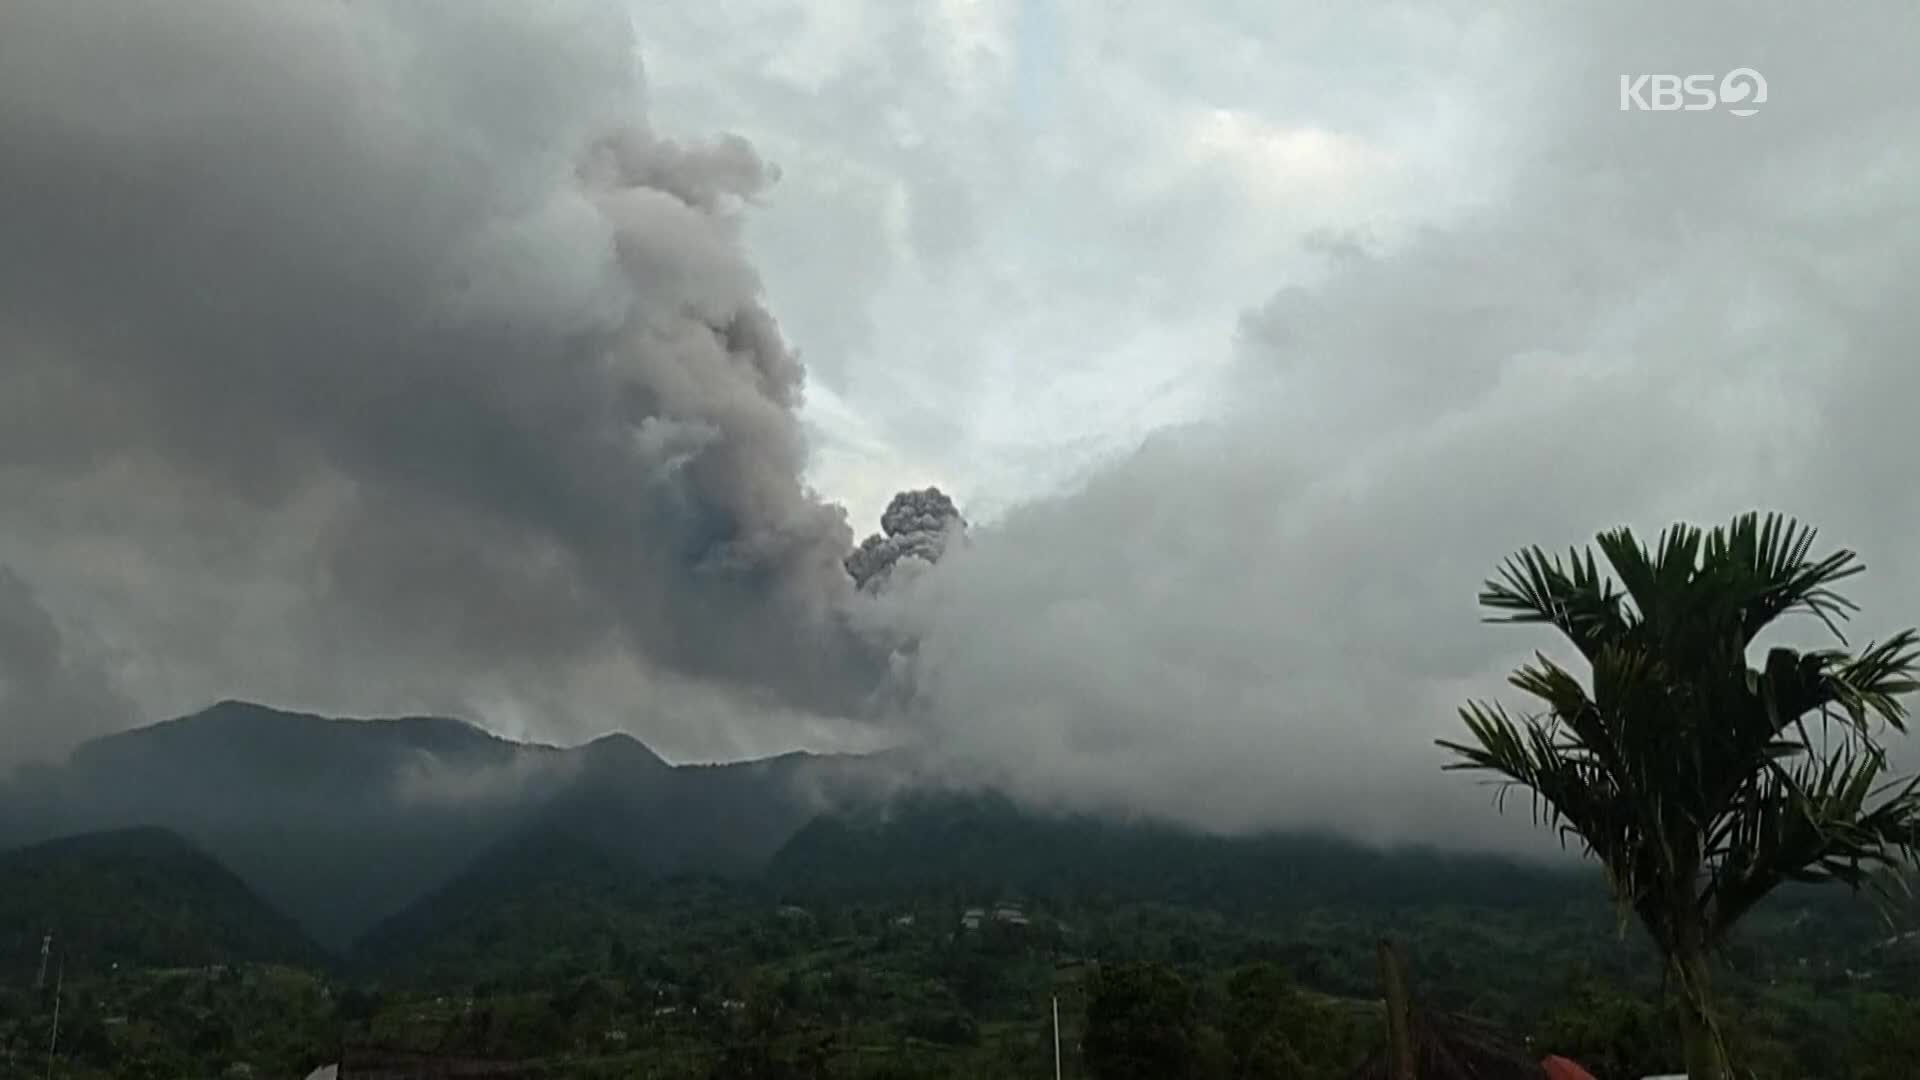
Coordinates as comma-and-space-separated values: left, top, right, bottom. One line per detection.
878, 4, 1920, 849
0, 0, 884, 759
3, 2, 1919, 855
0, 567, 133, 766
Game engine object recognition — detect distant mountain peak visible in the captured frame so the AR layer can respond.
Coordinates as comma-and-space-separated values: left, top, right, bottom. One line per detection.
574, 730, 671, 773
194, 699, 504, 738
583, 730, 646, 747
77, 699, 519, 756
166, 697, 318, 729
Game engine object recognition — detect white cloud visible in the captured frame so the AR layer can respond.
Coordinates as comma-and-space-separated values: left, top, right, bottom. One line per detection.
1183, 109, 1399, 201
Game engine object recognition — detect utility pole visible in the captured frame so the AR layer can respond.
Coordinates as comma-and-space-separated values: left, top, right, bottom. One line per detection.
1377, 939, 1415, 1080
45, 953, 63, 1080
1051, 995, 1062, 1080
34, 934, 50, 991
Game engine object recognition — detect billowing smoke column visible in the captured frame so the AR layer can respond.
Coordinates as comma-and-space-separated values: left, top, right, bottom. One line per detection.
846, 488, 967, 591
556, 123, 879, 709
0, 1, 882, 750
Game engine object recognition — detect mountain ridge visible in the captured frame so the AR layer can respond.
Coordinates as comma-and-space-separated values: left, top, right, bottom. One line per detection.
0, 700, 890, 948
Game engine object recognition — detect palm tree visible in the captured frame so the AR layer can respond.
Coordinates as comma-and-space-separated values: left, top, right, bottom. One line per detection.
1437, 512, 1920, 1080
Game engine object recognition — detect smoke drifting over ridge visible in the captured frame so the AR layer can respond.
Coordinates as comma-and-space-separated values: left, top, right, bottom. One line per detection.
898, 4, 1920, 845
0, 0, 890, 756
826, 2, 1920, 850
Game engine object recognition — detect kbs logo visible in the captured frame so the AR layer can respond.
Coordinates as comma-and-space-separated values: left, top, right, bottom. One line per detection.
1618, 69, 1767, 117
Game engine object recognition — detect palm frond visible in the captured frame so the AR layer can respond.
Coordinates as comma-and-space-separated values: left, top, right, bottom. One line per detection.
1724, 512, 1862, 643
1446, 511, 1920, 969
1701, 749, 1920, 940
1478, 546, 1627, 660
1825, 631, 1920, 734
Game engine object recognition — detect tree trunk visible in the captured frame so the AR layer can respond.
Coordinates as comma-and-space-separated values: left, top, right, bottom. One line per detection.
1376, 940, 1415, 1080
1674, 944, 1728, 1080
1662, 843, 1728, 1080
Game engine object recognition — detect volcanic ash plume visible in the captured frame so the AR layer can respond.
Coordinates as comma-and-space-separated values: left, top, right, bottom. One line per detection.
0, 1, 876, 739
846, 488, 967, 591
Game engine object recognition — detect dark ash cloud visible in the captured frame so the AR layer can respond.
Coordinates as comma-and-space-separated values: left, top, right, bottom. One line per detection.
846, 487, 964, 591
0, 0, 885, 753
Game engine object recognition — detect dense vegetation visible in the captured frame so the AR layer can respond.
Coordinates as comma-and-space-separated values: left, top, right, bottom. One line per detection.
0, 828, 322, 977
1, 802, 1915, 1079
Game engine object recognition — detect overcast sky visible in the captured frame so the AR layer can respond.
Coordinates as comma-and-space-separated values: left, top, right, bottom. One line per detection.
2, 1, 1917, 850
